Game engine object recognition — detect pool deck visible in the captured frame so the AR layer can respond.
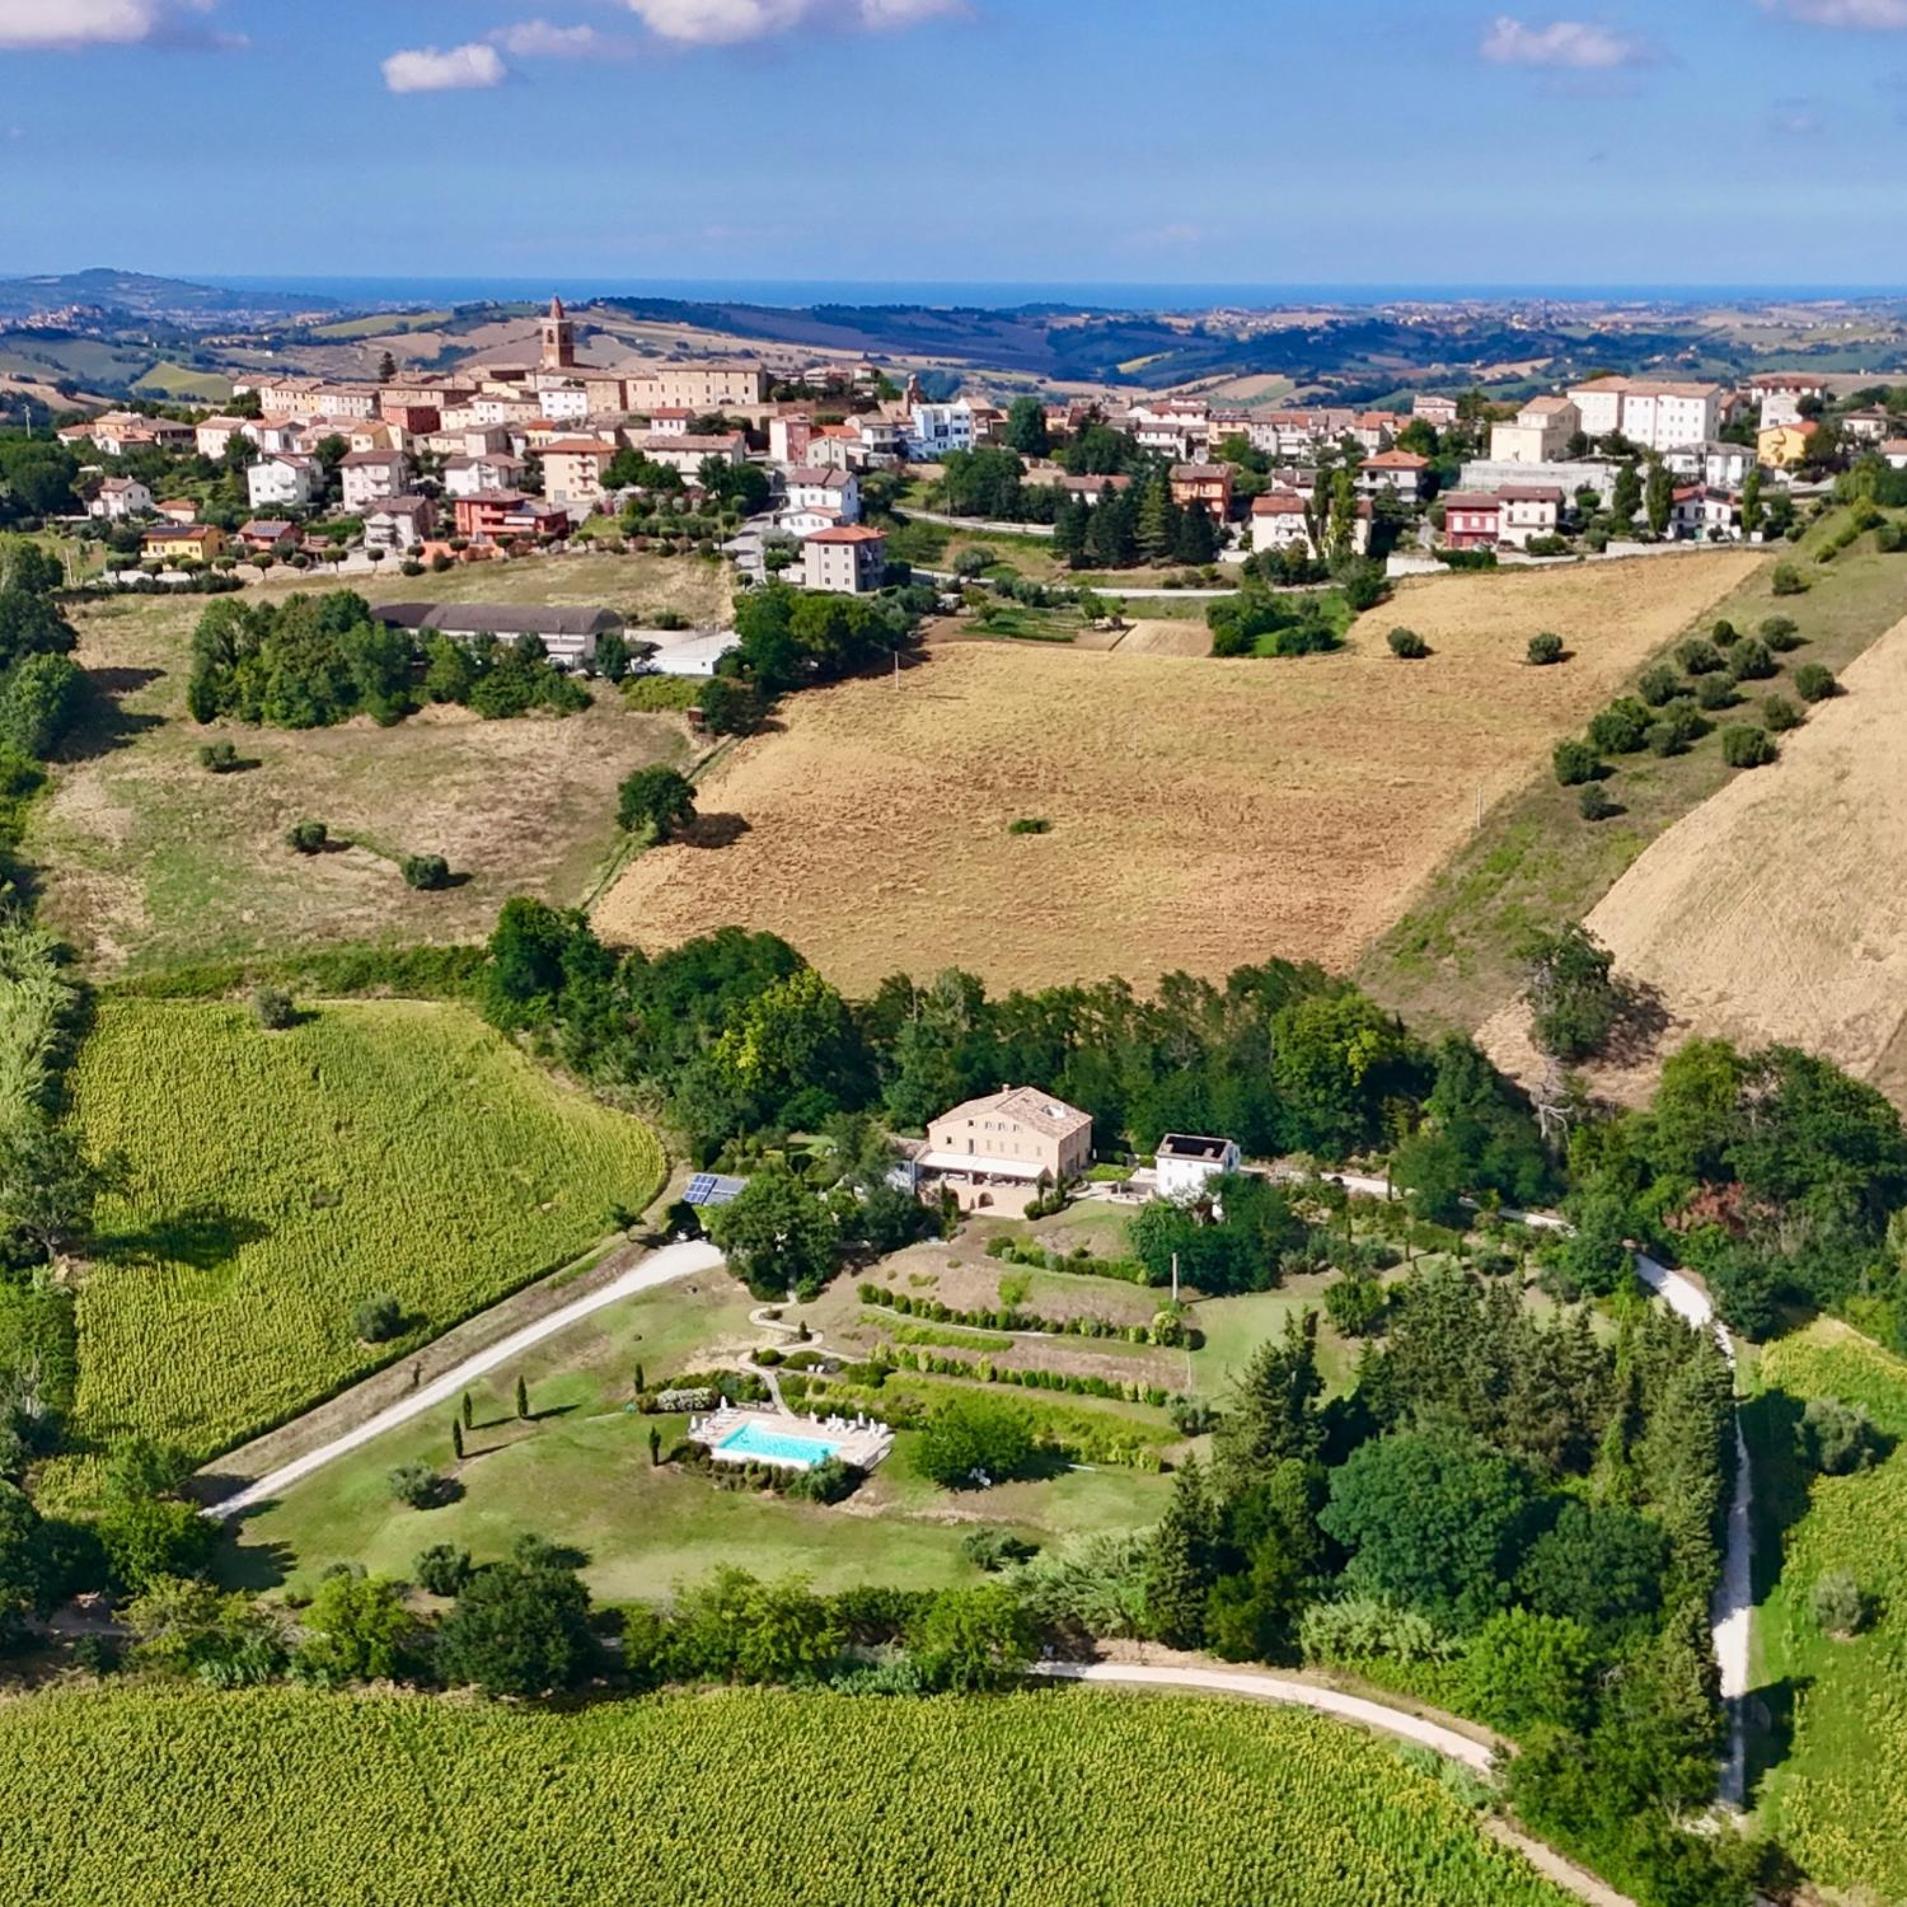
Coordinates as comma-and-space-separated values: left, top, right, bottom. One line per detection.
692, 1405, 895, 1473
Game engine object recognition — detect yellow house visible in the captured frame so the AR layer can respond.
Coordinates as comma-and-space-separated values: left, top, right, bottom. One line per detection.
142, 523, 227, 564
1757, 421, 1820, 471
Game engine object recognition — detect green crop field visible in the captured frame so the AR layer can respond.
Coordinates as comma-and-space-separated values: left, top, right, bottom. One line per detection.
1747, 1320, 1907, 1900
67, 997, 665, 1460
0, 1685, 1575, 1907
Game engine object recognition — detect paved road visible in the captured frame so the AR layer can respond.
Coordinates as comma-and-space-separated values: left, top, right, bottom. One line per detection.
204, 1239, 724, 1521
1033, 1661, 1636, 1907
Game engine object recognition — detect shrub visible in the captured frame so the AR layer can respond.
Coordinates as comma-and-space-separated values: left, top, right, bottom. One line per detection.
1812, 1569, 1867, 1638
1647, 702, 1710, 757
1526, 632, 1564, 666
1676, 637, 1724, 676
1694, 674, 1737, 712
1386, 626, 1429, 660
401, 853, 451, 891
1552, 738, 1602, 787
1710, 618, 1737, 646
1721, 724, 1777, 769
1762, 694, 1804, 733
1798, 1395, 1878, 1475
413, 1543, 473, 1597
961, 1527, 1039, 1573
1578, 783, 1619, 822
1728, 637, 1776, 682
1007, 817, 1051, 835
1759, 614, 1802, 650
198, 741, 240, 773
1771, 562, 1808, 596
251, 986, 296, 1031
388, 1463, 449, 1510
1877, 521, 1906, 553
1586, 698, 1651, 755
287, 819, 328, 855
1637, 664, 1682, 707
1794, 662, 1839, 702
352, 1293, 403, 1343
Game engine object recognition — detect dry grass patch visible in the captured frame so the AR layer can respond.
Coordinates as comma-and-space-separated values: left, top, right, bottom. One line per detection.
31, 587, 690, 973
595, 554, 1756, 995
1481, 613, 1907, 1110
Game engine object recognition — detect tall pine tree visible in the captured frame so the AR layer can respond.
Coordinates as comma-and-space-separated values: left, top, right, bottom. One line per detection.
1143, 1453, 1217, 1647
1215, 1311, 1324, 1494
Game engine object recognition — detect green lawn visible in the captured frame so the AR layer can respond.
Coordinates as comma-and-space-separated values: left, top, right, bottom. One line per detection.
67, 997, 665, 1465
0, 1686, 1579, 1907
223, 1267, 1173, 1603
1743, 1319, 1907, 1900
1359, 510, 1907, 1035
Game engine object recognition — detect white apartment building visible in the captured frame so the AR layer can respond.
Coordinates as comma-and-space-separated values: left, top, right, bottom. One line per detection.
444, 453, 527, 498
783, 466, 860, 522
905, 401, 974, 462
538, 385, 591, 423
339, 450, 410, 512
1566, 377, 1725, 454
1664, 441, 1755, 490
246, 455, 320, 512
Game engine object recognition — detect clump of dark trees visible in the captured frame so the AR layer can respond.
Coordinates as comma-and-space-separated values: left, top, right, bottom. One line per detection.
185, 590, 591, 729
1138, 1281, 1757, 1906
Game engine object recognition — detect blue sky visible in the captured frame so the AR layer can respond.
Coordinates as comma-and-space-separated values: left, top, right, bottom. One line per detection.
4, 0, 1907, 288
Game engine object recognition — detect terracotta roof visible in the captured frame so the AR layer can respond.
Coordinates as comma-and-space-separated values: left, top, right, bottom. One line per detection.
1251, 494, 1308, 515
784, 466, 852, 488
1497, 486, 1564, 503
1442, 493, 1502, 509
804, 524, 885, 545
937, 1087, 1092, 1144
539, 438, 615, 456
1363, 450, 1429, 469
1170, 463, 1231, 482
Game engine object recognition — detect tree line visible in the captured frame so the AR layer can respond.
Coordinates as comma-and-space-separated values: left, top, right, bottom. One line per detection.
185, 590, 590, 728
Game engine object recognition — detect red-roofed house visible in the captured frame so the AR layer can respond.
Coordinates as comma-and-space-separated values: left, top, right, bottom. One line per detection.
1170, 463, 1234, 521
802, 524, 888, 595
1358, 450, 1430, 501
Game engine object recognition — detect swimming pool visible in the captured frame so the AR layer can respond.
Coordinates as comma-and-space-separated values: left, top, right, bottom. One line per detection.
715, 1419, 843, 1470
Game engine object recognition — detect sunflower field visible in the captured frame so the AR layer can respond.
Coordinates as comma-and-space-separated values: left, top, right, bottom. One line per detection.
67, 997, 665, 1459
0, 1685, 1575, 1907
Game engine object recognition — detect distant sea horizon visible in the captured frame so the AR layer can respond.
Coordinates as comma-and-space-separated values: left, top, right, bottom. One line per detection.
210, 273, 1907, 314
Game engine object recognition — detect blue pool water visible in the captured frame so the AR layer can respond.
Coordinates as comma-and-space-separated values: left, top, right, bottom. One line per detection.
716, 1420, 842, 1469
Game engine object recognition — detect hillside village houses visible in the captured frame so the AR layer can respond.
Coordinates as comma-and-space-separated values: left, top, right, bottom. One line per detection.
52, 280, 1899, 597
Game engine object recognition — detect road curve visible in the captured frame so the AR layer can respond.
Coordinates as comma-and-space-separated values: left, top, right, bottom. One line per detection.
1034, 1659, 1496, 1770
1033, 1661, 1636, 1907
203, 1239, 725, 1521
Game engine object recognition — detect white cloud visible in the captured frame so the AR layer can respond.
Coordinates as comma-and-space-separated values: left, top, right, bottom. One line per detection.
0, 0, 227, 50
1767, 0, 1907, 24
381, 42, 510, 92
1480, 16, 1648, 67
621, 0, 962, 47
489, 19, 603, 58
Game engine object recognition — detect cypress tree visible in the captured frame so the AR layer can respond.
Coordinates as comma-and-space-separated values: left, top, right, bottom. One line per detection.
452, 1418, 465, 1461
1137, 475, 1175, 561
515, 1374, 530, 1421
1143, 1453, 1217, 1648
648, 1426, 663, 1468
634, 1363, 646, 1396
460, 1392, 473, 1431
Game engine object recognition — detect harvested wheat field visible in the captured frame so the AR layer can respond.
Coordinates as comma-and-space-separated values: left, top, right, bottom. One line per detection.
1481, 612, 1907, 1110
596, 554, 1757, 994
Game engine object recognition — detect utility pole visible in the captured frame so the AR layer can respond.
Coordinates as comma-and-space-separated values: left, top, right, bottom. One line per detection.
1170, 1251, 1179, 1306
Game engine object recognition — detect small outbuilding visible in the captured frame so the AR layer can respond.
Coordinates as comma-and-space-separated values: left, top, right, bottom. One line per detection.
369, 600, 622, 671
